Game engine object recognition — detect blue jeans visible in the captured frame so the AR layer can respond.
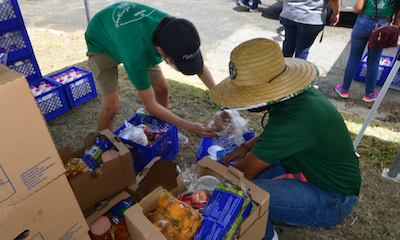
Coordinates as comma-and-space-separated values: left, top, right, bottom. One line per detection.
242, 0, 260, 9
250, 162, 358, 240
342, 13, 391, 95
280, 17, 324, 60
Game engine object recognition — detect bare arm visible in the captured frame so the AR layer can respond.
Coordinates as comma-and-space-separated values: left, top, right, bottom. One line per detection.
197, 65, 216, 89
394, 9, 400, 27
353, 0, 365, 14
224, 135, 260, 166
329, 0, 341, 26
234, 151, 271, 180
138, 87, 217, 138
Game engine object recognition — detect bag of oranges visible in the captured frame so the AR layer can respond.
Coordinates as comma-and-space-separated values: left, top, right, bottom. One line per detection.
146, 189, 203, 240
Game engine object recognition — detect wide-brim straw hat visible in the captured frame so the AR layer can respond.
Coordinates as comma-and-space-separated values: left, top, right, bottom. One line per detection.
209, 38, 319, 110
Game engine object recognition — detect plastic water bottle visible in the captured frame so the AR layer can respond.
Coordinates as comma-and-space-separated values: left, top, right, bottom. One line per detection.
69, 69, 77, 78
75, 71, 82, 79
30, 85, 36, 94
66, 75, 74, 83
44, 84, 52, 92
382, 57, 391, 66
53, 76, 60, 82
33, 88, 42, 97
59, 79, 65, 84
38, 81, 46, 92
61, 73, 69, 82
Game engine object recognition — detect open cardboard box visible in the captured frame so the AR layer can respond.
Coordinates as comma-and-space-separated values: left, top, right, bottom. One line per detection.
127, 156, 178, 202
0, 64, 90, 239
124, 157, 270, 240
58, 129, 136, 211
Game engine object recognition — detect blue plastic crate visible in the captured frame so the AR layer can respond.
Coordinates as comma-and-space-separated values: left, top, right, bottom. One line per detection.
8, 54, 42, 82
29, 78, 70, 121
114, 114, 179, 172
1, 26, 35, 62
196, 129, 256, 162
0, 0, 25, 30
46, 66, 98, 108
354, 53, 395, 87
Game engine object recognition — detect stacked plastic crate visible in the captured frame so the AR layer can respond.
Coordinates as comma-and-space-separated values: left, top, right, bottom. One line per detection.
0, 0, 41, 81
1, 0, 98, 121
354, 48, 400, 91
0, 0, 70, 121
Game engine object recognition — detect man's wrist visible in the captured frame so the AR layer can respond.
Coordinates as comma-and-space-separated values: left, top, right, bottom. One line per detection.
240, 143, 251, 152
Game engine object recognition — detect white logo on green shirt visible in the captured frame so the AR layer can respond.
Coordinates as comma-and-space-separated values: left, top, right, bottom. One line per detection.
113, 2, 155, 28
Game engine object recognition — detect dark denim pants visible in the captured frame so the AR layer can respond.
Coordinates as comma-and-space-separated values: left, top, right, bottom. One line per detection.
280, 17, 324, 60
250, 162, 358, 240
342, 13, 391, 94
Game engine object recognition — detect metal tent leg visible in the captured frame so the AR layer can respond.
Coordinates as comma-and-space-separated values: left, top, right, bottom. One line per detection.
382, 149, 400, 183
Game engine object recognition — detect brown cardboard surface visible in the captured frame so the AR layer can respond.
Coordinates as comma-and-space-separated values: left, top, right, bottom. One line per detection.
58, 129, 136, 210
86, 191, 131, 226
126, 157, 177, 202
125, 187, 167, 240
125, 157, 270, 240
0, 64, 90, 239
0, 64, 66, 211
0, 176, 90, 239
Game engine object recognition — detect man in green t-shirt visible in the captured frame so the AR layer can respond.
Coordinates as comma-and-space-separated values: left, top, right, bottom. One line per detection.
85, 2, 216, 138
209, 38, 361, 240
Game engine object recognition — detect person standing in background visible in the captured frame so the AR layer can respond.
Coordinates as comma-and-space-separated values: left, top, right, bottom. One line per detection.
335, 0, 400, 102
85, 2, 217, 139
237, 0, 262, 12
280, 0, 341, 60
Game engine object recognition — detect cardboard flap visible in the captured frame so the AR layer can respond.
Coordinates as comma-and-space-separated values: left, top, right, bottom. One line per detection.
196, 157, 270, 220
125, 203, 166, 240
99, 129, 117, 142
85, 191, 131, 226
139, 186, 163, 214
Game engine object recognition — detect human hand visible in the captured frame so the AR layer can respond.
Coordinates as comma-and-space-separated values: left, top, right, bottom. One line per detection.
223, 146, 248, 167
187, 123, 218, 138
330, 12, 340, 26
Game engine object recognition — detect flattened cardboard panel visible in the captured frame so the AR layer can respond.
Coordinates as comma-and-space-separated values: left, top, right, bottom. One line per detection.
0, 175, 90, 240
0, 65, 66, 210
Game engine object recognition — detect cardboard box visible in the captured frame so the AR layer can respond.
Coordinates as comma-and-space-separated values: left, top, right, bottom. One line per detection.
0, 64, 90, 239
124, 157, 270, 240
58, 129, 136, 211
85, 191, 132, 226
127, 157, 178, 202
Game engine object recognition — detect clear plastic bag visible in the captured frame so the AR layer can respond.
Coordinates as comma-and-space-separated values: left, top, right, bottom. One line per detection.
117, 120, 148, 146
208, 110, 249, 145
146, 189, 203, 240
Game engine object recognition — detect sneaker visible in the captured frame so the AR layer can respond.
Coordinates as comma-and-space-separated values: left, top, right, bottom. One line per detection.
238, 1, 250, 8
362, 91, 379, 102
178, 133, 189, 145
272, 230, 279, 240
249, 8, 258, 12
335, 85, 349, 99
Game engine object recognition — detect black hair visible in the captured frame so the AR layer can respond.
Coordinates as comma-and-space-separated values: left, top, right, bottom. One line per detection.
152, 16, 175, 47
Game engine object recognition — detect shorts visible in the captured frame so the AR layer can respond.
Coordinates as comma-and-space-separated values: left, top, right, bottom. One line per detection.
86, 52, 163, 95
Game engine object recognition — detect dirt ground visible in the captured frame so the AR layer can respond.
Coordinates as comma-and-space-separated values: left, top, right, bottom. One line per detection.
29, 28, 400, 240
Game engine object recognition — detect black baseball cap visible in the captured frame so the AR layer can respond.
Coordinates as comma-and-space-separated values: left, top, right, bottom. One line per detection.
159, 18, 204, 75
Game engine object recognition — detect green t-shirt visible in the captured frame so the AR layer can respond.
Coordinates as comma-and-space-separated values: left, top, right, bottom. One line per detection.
252, 87, 361, 196
85, 2, 170, 90
363, 0, 396, 18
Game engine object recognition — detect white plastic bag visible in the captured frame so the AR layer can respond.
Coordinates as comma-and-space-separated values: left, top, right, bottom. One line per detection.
208, 110, 248, 145
117, 121, 148, 146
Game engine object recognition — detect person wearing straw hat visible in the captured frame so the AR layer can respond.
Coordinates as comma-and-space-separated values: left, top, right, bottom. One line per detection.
209, 38, 361, 240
